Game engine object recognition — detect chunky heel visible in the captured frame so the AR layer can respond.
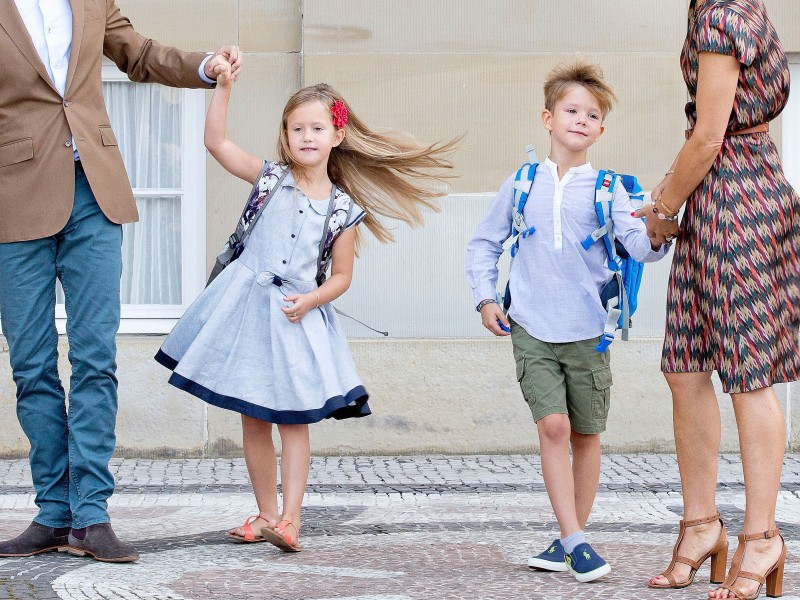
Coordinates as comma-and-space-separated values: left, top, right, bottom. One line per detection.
649, 513, 728, 589
709, 542, 728, 584
766, 552, 785, 598
715, 528, 786, 600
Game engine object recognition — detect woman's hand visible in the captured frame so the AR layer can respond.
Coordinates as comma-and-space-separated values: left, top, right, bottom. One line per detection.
480, 302, 511, 337
634, 205, 680, 246
651, 175, 672, 204
282, 293, 317, 323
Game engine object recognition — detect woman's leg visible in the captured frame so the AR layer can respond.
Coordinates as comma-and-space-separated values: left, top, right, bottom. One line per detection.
231, 415, 279, 537
570, 431, 600, 529
650, 371, 724, 586
275, 423, 311, 543
538, 414, 581, 537
709, 386, 785, 599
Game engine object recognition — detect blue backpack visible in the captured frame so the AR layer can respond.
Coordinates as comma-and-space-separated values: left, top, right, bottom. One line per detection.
501, 146, 645, 352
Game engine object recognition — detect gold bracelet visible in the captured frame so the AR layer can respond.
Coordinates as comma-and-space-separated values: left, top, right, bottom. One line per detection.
657, 198, 679, 218
315, 292, 320, 308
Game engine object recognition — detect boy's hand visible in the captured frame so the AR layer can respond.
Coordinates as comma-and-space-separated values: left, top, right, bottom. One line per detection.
206, 45, 243, 81
207, 56, 233, 88
480, 302, 511, 337
633, 204, 680, 246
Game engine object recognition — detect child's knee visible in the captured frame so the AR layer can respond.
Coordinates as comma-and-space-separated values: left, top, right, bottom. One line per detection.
537, 413, 571, 445
570, 430, 600, 449
242, 414, 271, 433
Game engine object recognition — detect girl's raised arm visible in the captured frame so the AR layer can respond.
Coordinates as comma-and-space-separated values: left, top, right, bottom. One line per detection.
203, 58, 264, 184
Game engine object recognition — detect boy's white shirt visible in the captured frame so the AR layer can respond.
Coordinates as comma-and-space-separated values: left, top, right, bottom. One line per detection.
466, 157, 669, 344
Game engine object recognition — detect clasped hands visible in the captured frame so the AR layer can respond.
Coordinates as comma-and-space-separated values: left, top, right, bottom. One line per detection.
633, 177, 681, 247
204, 45, 244, 86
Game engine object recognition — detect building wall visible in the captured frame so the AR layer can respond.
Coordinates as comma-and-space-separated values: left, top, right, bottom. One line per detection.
0, 1, 798, 456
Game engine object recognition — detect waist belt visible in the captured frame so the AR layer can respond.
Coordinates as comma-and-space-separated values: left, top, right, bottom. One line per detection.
685, 122, 769, 140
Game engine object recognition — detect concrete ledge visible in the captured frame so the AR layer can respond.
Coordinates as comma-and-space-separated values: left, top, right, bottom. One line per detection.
0, 336, 797, 457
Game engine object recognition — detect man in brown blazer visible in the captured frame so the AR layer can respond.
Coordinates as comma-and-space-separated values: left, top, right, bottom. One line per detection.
0, 0, 241, 563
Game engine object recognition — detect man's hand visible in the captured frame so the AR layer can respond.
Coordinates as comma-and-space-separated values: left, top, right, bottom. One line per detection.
205, 45, 243, 82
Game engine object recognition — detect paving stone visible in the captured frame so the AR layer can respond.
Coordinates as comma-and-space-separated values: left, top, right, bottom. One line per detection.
0, 455, 798, 599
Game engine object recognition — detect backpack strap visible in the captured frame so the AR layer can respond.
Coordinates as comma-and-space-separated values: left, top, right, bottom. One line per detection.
206, 162, 289, 286
582, 170, 631, 352
315, 185, 340, 287
502, 162, 538, 257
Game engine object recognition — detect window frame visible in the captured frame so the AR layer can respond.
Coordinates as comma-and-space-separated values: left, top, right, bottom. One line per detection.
55, 64, 207, 334
784, 57, 800, 192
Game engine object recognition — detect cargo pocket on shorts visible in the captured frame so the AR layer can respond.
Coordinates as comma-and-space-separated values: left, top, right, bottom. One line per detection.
591, 366, 612, 420
515, 356, 525, 382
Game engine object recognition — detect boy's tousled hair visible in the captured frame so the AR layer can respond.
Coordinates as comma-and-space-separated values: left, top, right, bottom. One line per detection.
277, 83, 459, 248
543, 61, 617, 119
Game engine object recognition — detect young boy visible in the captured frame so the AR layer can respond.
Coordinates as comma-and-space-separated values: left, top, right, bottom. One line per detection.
466, 62, 669, 582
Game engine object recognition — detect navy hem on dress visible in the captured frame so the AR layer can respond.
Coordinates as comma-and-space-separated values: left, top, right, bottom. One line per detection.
155, 350, 370, 424
154, 349, 178, 370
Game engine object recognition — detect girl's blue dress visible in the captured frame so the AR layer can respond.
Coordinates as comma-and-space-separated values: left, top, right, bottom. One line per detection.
156, 168, 370, 424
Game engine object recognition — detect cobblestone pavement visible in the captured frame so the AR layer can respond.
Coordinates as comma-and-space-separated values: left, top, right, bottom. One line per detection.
0, 454, 798, 599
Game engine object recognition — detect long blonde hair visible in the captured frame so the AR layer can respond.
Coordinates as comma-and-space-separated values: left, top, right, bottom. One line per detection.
277, 83, 459, 246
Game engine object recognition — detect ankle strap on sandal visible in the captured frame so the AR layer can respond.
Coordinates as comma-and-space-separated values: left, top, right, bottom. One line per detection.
683, 513, 722, 527
741, 528, 780, 541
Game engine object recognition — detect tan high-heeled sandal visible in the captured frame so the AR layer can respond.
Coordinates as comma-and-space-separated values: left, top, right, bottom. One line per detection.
714, 528, 786, 600
649, 513, 728, 589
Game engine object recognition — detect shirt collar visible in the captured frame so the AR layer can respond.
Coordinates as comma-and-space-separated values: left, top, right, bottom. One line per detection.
543, 157, 593, 180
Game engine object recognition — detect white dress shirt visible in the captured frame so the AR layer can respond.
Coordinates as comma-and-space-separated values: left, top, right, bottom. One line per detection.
467, 158, 669, 343
14, 0, 214, 157
15, 0, 72, 97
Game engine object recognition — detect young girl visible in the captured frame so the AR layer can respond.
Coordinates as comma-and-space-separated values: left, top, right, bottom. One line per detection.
155, 58, 456, 552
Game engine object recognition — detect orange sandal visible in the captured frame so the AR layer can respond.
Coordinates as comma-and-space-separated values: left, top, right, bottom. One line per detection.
261, 519, 302, 552
649, 513, 728, 589
226, 514, 273, 543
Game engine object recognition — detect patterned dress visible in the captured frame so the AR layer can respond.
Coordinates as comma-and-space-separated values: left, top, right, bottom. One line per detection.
662, 0, 800, 393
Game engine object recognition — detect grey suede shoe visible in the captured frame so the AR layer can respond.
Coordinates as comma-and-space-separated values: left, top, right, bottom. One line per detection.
67, 523, 139, 563
0, 521, 69, 557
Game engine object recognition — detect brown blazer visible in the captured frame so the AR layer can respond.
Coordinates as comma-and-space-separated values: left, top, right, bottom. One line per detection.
0, 0, 213, 243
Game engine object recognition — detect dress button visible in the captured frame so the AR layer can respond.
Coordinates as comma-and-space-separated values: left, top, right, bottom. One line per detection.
64, 140, 72, 147
299, 210, 303, 214
282, 260, 287, 264
291, 234, 296, 238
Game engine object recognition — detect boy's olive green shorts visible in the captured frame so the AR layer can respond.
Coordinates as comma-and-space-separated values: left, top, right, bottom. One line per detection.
510, 318, 612, 434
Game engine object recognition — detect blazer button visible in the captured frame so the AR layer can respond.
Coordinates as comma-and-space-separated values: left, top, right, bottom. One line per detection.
64, 140, 72, 147
63, 100, 71, 107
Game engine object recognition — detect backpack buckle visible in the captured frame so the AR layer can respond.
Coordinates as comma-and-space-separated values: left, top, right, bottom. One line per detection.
595, 332, 614, 353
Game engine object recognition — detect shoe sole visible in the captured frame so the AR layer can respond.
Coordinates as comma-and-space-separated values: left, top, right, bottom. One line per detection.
0, 545, 68, 558
66, 546, 139, 563
527, 557, 569, 572
260, 528, 302, 553
226, 532, 266, 544
568, 562, 611, 583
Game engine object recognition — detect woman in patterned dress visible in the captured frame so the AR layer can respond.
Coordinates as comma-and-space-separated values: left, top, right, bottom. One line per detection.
640, 0, 800, 598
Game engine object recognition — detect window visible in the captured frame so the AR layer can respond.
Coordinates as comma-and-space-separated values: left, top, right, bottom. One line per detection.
56, 64, 206, 334
784, 60, 800, 191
